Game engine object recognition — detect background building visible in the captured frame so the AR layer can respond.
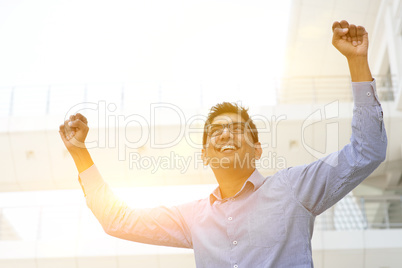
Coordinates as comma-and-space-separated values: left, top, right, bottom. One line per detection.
0, 0, 401, 267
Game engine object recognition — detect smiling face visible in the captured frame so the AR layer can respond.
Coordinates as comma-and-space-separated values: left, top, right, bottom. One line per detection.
202, 112, 262, 171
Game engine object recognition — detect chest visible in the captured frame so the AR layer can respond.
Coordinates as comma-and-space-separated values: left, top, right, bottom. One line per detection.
188, 176, 316, 267
192, 184, 304, 250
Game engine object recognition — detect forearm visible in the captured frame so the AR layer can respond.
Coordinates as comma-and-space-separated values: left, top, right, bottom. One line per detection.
347, 56, 373, 82
69, 148, 94, 173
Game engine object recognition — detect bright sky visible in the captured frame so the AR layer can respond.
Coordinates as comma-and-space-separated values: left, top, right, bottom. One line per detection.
0, 0, 292, 241
0, 0, 291, 107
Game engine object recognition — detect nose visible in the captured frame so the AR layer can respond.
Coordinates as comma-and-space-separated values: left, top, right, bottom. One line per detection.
220, 126, 232, 139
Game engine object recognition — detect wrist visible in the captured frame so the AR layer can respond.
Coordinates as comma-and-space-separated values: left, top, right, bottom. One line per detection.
68, 146, 88, 157
347, 55, 368, 65
69, 147, 94, 173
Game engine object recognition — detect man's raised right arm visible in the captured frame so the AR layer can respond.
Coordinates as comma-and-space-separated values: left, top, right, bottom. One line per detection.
58, 113, 193, 248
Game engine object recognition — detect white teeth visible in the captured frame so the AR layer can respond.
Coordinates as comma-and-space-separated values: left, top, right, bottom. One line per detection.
219, 145, 236, 152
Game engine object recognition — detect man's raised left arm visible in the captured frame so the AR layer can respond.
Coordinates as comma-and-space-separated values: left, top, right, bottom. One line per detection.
281, 21, 387, 215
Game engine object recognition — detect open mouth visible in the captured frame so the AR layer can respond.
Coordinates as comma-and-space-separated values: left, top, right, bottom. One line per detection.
217, 144, 238, 153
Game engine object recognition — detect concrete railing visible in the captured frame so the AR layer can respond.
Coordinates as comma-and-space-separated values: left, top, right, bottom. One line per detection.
0, 74, 398, 118
277, 74, 398, 104
1, 193, 402, 242
316, 195, 402, 231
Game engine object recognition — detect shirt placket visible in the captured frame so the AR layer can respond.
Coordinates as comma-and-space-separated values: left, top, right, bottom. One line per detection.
223, 197, 240, 268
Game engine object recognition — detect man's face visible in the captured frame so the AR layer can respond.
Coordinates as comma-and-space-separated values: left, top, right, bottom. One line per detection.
202, 113, 262, 170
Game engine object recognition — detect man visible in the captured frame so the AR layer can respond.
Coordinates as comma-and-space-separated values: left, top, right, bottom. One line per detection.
59, 21, 387, 267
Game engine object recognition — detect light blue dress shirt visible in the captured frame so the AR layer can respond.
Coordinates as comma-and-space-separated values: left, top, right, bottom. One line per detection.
79, 80, 387, 268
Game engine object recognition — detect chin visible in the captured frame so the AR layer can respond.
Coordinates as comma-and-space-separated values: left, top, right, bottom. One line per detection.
208, 156, 235, 170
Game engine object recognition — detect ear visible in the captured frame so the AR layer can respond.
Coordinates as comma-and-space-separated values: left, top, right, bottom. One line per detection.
201, 148, 209, 166
254, 142, 262, 160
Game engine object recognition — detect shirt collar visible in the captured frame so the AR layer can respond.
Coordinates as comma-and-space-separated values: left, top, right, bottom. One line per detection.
209, 169, 266, 205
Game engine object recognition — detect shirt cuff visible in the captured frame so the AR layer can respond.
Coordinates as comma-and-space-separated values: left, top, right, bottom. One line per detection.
352, 79, 380, 106
78, 164, 105, 196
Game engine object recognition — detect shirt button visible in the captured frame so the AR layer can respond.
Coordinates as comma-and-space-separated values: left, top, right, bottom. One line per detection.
233, 240, 238, 245
228, 217, 233, 221
234, 265, 238, 268
367, 92, 371, 97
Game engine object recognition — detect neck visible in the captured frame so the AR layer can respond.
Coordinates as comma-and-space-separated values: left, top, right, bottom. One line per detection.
212, 167, 255, 199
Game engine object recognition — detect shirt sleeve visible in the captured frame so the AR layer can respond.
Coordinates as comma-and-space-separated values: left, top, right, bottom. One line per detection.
282, 79, 387, 215
78, 165, 194, 248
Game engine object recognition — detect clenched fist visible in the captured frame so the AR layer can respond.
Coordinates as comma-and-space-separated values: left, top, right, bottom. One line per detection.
59, 113, 89, 153
332, 20, 368, 59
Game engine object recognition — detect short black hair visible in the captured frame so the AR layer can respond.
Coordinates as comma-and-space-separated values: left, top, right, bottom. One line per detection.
202, 102, 259, 147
